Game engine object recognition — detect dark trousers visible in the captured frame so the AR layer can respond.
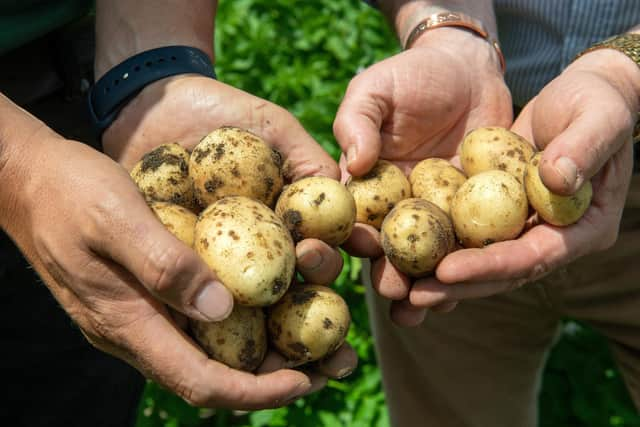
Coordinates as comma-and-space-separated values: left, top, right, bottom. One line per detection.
0, 19, 144, 427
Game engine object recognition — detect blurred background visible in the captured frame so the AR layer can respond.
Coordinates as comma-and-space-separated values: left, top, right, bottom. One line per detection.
135, 1, 640, 426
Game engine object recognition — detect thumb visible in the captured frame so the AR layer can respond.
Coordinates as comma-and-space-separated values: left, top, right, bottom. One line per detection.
533, 104, 633, 196
333, 79, 385, 177
88, 190, 233, 322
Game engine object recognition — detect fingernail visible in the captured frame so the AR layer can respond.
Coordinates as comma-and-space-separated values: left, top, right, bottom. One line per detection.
553, 157, 578, 191
336, 366, 355, 379
298, 249, 323, 271
284, 381, 311, 404
346, 145, 358, 167
194, 281, 233, 321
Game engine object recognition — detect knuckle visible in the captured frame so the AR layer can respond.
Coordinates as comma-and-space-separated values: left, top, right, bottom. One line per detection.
143, 243, 192, 295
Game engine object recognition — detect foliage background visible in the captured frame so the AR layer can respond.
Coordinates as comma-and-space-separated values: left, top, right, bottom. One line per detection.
136, 1, 640, 426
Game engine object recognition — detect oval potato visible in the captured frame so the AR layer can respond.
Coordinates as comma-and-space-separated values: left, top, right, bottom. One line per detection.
409, 158, 466, 216
195, 196, 295, 306
149, 201, 197, 247
275, 177, 356, 246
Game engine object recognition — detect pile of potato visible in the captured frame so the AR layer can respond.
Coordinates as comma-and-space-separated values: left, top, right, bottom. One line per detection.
347, 126, 593, 277
131, 127, 353, 372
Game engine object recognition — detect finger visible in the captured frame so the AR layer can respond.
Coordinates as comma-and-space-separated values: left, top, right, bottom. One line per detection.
371, 257, 411, 301
533, 106, 633, 195
315, 343, 358, 379
333, 78, 385, 177
296, 239, 344, 286
340, 223, 384, 258
510, 98, 535, 143
86, 184, 233, 322
390, 299, 426, 327
410, 277, 526, 308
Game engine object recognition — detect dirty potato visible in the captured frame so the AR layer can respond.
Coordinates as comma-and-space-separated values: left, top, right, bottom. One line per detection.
525, 152, 593, 226
451, 170, 528, 248
346, 160, 411, 229
195, 196, 295, 306
380, 198, 456, 277
275, 176, 356, 246
409, 158, 466, 216
267, 284, 350, 365
189, 127, 284, 208
190, 305, 267, 372
130, 143, 196, 209
460, 127, 535, 183
149, 201, 197, 247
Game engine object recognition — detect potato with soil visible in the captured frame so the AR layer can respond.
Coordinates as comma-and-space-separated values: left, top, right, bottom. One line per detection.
275, 176, 356, 246
149, 201, 197, 247
346, 160, 411, 229
268, 284, 350, 365
190, 305, 267, 372
130, 143, 196, 209
409, 158, 466, 216
451, 170, 528, 248
195, 196, 295, 306
460, 127, 535, 183
525, 152, 593, 226
380, 198, 456, 277
189, 127, 284, 208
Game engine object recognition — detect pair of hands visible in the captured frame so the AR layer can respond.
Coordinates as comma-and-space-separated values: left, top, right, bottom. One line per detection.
2, 26, 636, 411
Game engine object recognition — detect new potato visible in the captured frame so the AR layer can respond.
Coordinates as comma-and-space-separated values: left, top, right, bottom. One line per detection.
268, 284, 350, 365
148, 201, 197, 247
190, 305, 267, 372
195, 196, 295, 306
190, 127, 284, 208
347, 160, 411, 229
461, 127, 535, 183
525, 152, 593, 226
275, 176, 356, 246
380, 198, 456, 277
130, 143, 196, 209
409, 158, 466, 216
451, 170, 528, 248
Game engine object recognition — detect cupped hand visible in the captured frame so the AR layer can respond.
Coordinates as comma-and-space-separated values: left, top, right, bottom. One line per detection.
406, 49, 639, 319
333, 29, 513, 325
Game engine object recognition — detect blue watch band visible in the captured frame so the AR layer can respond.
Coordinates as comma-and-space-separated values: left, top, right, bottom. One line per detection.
87, 45, 216, 134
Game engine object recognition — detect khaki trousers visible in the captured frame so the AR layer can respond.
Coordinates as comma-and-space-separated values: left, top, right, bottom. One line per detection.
366, 176, 640, 427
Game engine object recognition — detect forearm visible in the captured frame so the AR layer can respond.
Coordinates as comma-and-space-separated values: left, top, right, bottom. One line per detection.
377, 0, 496, 46
95, 0, 217, 78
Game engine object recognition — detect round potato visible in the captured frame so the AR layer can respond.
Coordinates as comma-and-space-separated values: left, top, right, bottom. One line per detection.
130, 143, 195, 209
275, 177, 356, 246
409, 158, 466, 216
149, 201, 197, 247
525, 152, 593, 226
268, 284, 350, 365
189, 127, 284, 208
451, 170, 528, 248
380, 198, 456, 277
346, 160, 411, 229
460, 127, 535, 183
195, 196, 295, 306
190, 305, 267, 372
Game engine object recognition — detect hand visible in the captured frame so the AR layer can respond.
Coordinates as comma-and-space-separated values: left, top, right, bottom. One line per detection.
333, 28, 512, 325
406, 48, 639, 318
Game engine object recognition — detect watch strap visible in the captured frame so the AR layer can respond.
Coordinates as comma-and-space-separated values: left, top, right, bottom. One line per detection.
88, 45, 216, 134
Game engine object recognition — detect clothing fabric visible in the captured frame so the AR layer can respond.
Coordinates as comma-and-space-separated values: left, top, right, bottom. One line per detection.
0, 22, 144, 427
367, 190, 640, 427
0, 0, 92, 55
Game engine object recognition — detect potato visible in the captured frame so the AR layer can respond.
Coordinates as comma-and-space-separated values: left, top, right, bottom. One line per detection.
451, 170, 528, 248
409, 158, 466, 216
460, 127, 535, 183
190, 305, 267, 372
346, 160, 411, 229
275, 176, 356, 246
268, 284, 350, 365
524, 152, 592, 226
149, 201, 197, 247
380, 198, 456, 277
195, 196, 295, 306
130, 143, 196, 209
189, 127, 284, 208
